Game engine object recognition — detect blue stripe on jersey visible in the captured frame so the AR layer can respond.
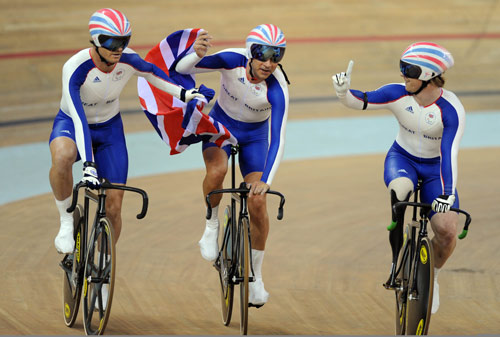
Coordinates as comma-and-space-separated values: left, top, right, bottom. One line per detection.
120, 52, 175, 84
68, 59, 97, 162
196, 51, 247, 70
436, 96, 460, 195
261, 73, 286, 183
351, 83, 408, 105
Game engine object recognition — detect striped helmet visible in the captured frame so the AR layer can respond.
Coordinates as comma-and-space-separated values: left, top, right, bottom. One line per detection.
246, 24, 286, 58
400, 42, 454, 81
89, 8, 132, 47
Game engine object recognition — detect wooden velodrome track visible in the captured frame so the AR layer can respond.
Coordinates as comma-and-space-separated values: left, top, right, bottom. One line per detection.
1, 0, 500, 335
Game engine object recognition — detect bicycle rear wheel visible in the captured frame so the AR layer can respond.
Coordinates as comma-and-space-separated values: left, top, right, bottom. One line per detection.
239, 217, 250, 335
218, 205, 235, 326
394, 224, 411, 335
82, 217, 116, 335
62, 204, 84, 327
406, 237, 434, 335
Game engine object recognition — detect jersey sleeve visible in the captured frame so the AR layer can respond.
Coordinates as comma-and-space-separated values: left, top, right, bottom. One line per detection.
175, 49, 245, 74
121, 52, 184, 99
61, 57, 95, 163
438, 95, 465, 195
340, 83, 408, 111
261, 73, 289, 185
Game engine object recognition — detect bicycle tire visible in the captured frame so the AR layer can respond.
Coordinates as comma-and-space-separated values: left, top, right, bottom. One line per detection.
62, 204, 84, 327
218, 205, 235, 326
406, 237, 434, 335
82, 217, 116, 335
239, 216, 250, 335
394, 223, 410, 335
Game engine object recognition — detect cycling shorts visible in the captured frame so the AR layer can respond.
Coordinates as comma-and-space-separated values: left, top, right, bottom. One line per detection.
49, 111, 128, 184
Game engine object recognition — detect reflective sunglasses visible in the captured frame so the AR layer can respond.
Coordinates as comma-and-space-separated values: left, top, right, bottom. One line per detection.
250, 44, 285, 63
399, 60, 422, 79
99, 35, 131, 51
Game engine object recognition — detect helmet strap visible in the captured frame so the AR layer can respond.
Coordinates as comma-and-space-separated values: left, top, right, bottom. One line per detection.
90, 41, 115, 67
248, 58, 258, 81
409, 80, 429, 96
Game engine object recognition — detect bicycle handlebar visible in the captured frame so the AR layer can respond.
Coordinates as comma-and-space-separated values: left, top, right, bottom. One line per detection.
393, 201, 472, 239
206, 185, 286, 221
67, 179, 149, 219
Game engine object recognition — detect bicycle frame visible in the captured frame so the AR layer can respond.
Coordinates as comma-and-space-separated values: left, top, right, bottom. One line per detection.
391, 182, 472, 335
205, 145, 285, 334
207, 146, 285, 284
62, 179, 148, 333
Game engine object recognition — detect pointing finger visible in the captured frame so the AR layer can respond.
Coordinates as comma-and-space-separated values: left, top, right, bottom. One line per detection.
346, 60, 354, 77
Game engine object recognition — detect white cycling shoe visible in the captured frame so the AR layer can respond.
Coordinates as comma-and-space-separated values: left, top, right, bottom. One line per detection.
431, 279, 440, 314
198, 220, 219, 261
54, 221, 74, 254
249, 278, 269, 307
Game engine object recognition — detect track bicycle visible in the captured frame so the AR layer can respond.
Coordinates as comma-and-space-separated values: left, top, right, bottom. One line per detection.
384, 181, 471, 335
205, 145, 285, 335
59, 179, 148, 335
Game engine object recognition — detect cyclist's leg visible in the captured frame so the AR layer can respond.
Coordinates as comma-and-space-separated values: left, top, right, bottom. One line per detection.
49, 111, 79, 254
92, 114, 128, 244
421, 175, 459, 314
383, 143, 418, 285
199, 145, 229, 261
238, 124, 270, 306
105, 189, 125, 242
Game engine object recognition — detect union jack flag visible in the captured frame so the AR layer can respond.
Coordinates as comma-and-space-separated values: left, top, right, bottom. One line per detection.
138, 29, 236, 155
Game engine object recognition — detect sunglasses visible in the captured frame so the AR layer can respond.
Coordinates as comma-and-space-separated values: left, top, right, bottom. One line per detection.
250, 44, 285, 63
98, 35, 131, 51
399, 60, 422, 79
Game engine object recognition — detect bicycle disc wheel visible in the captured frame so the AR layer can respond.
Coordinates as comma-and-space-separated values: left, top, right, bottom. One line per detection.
62, 204, 84, 327
82, 218, 116, 335
239, 217, 250, 335
218, 205, 234, 326
394, 224, 411, 335
406, 237, 434, 335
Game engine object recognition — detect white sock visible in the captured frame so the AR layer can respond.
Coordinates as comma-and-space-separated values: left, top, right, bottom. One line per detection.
434, 267, 440, 281
55, 196, 73, 224
252, 249, 265, 279
206, 205, 219, 229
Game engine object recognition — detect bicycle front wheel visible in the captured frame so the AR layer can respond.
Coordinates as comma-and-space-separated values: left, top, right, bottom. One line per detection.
406, 237, 434, 335
62, 204, 84, 327
239, 216, 250, 335
82, 217, 116, 335
218, 205, 235, 326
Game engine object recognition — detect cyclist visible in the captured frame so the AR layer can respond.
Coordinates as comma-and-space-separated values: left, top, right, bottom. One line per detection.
332, 42, 465, 314
175, 24, 289, 306
50, 9, 202, 255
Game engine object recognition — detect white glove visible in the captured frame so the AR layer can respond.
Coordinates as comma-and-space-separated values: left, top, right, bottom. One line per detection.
81, 161, 100, 190
431, 194, 455, 213
180, 88, 206, 103
332, 60, 354, 98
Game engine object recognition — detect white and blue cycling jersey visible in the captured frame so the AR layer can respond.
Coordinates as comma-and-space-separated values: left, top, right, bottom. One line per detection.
340, 83, 465, 197
176, 48, 289, 185
53, 47, 184, 165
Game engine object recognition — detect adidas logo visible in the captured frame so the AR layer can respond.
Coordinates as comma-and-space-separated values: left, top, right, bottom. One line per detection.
405, 106, 414, 113
93, 76, 101, 83
238, 77, 245, 84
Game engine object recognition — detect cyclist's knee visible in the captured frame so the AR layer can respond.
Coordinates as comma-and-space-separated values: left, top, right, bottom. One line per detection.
205, 163, 227, 183
431, 213, 458, 242
388, 177, 413, 202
